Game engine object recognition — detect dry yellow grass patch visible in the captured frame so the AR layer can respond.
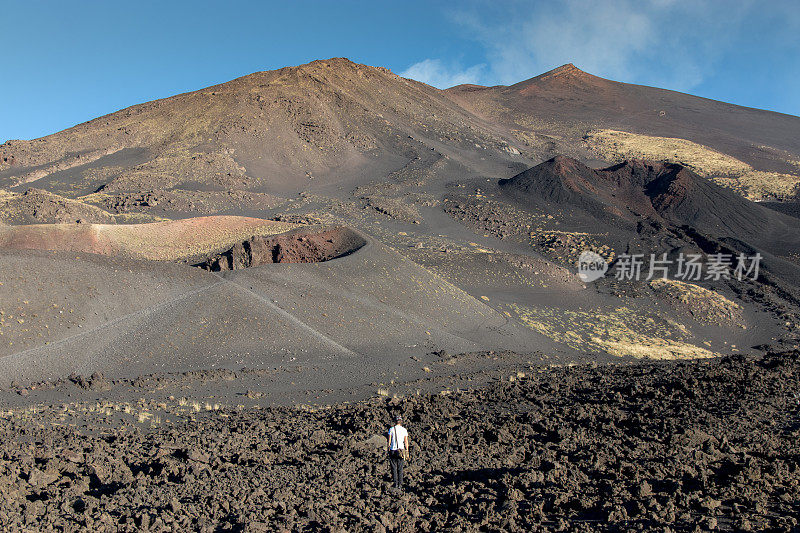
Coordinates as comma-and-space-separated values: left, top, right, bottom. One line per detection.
0, 188, 118, 224
111, 212, 170, 224
649, 278, 737, 304
509, 303, 716, 360
649, 279, 744, 326
597, 339, 714, 360
585, 129, 800, 201
0, 216, 300, 261
95, 216, 298, 260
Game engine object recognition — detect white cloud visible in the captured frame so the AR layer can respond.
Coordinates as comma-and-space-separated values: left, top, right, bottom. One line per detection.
400, 59, 486, 89
448, 0, 758, 91
502, 1, 655, 83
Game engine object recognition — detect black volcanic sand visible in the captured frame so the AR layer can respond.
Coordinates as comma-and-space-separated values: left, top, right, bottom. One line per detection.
443, 158, 800, 352
0, 239, 567, 387
1, 353, 799, 532
1, 60, 798, 390
497, 156, 800, 254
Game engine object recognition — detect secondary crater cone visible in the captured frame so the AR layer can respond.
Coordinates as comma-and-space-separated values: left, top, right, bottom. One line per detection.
195, 226, 367, 270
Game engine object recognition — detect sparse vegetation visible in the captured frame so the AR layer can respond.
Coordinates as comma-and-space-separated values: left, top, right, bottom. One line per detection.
585, 129, 800, 200
509, 303, 717, 360
0, 216, 299, 261
649, 278, 744, 326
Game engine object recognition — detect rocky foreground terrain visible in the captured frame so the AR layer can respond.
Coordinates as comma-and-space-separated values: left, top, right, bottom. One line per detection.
1, 353, 799, 532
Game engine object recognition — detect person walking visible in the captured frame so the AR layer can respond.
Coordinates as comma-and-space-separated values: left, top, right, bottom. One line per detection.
387, 414, 409, 491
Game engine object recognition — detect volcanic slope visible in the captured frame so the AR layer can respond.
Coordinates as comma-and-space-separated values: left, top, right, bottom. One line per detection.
0, 231, 555, 387
481, 155, 800, 349
1, 58, 798, 385
446, 64, 800, 200
0, 216, 298, 261
499, 155, 800, 247
498, 155, 800, 284
0, 58, 526, 205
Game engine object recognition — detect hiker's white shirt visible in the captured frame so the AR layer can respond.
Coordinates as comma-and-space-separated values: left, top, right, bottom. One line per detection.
388, 425, 408, 451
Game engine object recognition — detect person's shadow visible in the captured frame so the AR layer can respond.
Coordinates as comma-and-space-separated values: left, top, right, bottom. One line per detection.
406, 465, 525, 511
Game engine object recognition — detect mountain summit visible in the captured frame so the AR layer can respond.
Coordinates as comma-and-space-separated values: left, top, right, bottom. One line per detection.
523, 63, 594, 83
0, 58, 519, 202
0, 57, 799, 224
446, 62, 800, 185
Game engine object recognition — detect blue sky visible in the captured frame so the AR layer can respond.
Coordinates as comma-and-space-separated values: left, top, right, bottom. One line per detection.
2, 0, 799, 141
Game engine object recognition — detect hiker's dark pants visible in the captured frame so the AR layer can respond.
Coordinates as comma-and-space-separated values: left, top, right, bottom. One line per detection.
389, 453, 404, 488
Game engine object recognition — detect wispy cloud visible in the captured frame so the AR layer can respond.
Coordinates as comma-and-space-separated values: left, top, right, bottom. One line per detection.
402, 0, 791, 93
468, 0, 659, 84
460, 0, 759, 91
400, 59, 486, 89
398, 0, 800, 114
